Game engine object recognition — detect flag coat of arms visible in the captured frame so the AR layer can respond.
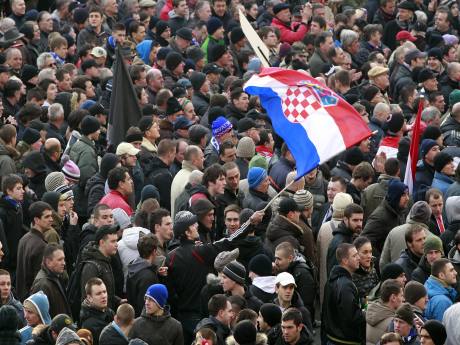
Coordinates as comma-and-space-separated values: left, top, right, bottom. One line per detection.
244, 68, 372, 178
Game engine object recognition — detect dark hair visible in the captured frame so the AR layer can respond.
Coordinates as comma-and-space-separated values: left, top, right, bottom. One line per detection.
137, 233, 159, 258
72, 75, 91, 90
113, 23, 126, 32
425, 188, 443, 202
431, 258, 451, 277
236, 308, 258, 324
208, 294, 228, 317
149, 208, 170, 230
314, 31, 333, 48
353, 236, 370, 250
107, 167, 129, 190
400, 84, 417, 104
85, 277, 104, 296
42, 243, 64, 265
130, 65, 145, 83
219, 140, 235, 156
67, 109, 89, 131
230, 88, 247, 101
26, 87, 46, 102
282, 308, 303, 326
344, 203, 364, 218
404, 224, 425, 244
4, 80, 21, 98
93, 203, 112, 219
384, 158, 400, 176
336, 243, 355, 264
29, 201, 53, 225
352, 162, 374, 180
128, 21, 141, 36
203, 164, 225, 187
380, 333, 403, 345
158, 139, 176, 156
88, 5, 103, 15
197, 328, 217, 345
380, 279, 402, 303
2, 174, 22, 195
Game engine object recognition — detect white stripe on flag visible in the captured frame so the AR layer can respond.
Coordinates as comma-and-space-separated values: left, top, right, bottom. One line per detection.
404, 154, 414, 194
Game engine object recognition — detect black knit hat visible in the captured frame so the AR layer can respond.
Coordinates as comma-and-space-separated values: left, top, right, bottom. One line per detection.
22, 127, 41, 145
223, 260, 246, 285
176, 27, 193, 41
166, 52, 183, 71
95, 224, 120, 243
422, 320, 447, 345
433, 151, 453, 173
233, 320, 257, 345
344, 146, 364, 166
155, 20, 169, 35
21, 64, 38, 83
100, 153, 120, 179
230, 27, 245, 44
404, 281, 427, 304
259, 303, 282, 327
386, 112, 405, 134
42, 191, 61, 212
381, 263, 405, 281
166, 97, 182, 116
22, 151, 47, 174
238, 118, 257, 133
362, 85, 380, 102
209, 45, 227, 63
80, 115, 100, 136
207, 17, 223, 35
248, 254, 272, 277
190, 71, 207, 91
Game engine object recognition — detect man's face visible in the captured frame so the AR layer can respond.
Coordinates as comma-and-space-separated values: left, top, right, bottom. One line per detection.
276, 8, 291, 22
374, 74, 390, 90
46, 249, 66, 274
281, 319, 302, 345
441, 160, 456, 176
234, 93, 249, 112
220, 301, 234, 326
344, 247, 360, 271
210, 174, 226, 195
398, 8, 412, 21
88, 283, 108, 309
275, 249, 291, 272
57, 73, 72, 91
0, 274, 11, 301
95, 209, 114, 227
36, 210, 54, 231
213, 0, 227, 16
122, 154, 137, 168
7, 51, 23, 70
428, 195, 443, 216
145, 296, 161, 315
321, 36, 334, 53
420, 328, 435, 345
225, 167, 240, 191
106, 0, 119, 14
220, 273, 236, 292
399, 191, 410, 209
432, 95, 446, 112
383, 0, 396, 13
175, 0, 188, 16
201, 209, 215, 229
120, 172, 134, 195
8, 183, 24, 202
409, 230, 426, 256
101, 233, 119, 256
39, 12, 54, 32
426, 250, 442, 265
155, 216, 173, 242
327, 181, 344, 203
47, 83, 58, 101
344, 213, 363, 234
89, 12, 103, 28
221, 147, 236, 163
12, 0, 26, 15
435, 12, 449, 31
427, 56, 441, 71
277, 283, 295, 304
85, 80, 96, 98
198, 2, 212, 20
113, 30, 126, 44
310, 21, 322, 34
394, 318, 411, 337
225, 210, 240, 234
133, 25, 146, 43
263, 31, 278, 48
57, 200, 67, 218
425, 145, 441, 164
442, 262, 457, 285
257, 176, 270, 194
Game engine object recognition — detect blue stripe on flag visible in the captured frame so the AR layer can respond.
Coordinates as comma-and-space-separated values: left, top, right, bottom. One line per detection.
245, 85, 320, 178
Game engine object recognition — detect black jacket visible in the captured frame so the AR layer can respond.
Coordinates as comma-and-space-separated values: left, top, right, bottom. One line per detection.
265, 215, 307, 256
441, 116, 460, 147
288, 256, 317, 320
0, 196, 25, 271
85, 173, 106, 217
414, 160, 436, 202
394, 249, 422, 281
79, 300, 115, 345
126, 257, 159, 316
327, 222, 356, 274
242, 188, 270, 211
441, 220, 460, 255
322, 265, 365, 344
411, 255, 431, 284
233, 236, 268, 269
274, 327, 313, 345
99, 322, 129, 345
145, 156, 173, 211
46, 123, 66, 149
225, 103, 246, 128
274, 291, 312, 332
195, 316, 230, 345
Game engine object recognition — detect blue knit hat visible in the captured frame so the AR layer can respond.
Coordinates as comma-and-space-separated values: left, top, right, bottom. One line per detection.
207, 17, 223, 35
385, 179, 408, 209
212, 116, 233, 138
248, 167, 267, 189
145, 284, 168, 309
420, 139, 438, 157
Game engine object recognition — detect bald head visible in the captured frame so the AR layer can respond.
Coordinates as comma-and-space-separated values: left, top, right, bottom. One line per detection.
451, 102, 460, 120
44, 138, 61, 160
373, 102, 390, 122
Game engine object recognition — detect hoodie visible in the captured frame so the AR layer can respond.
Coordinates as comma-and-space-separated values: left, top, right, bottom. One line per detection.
19, 291, 51, 345
424, 276, 457, 321
249, 276, 277, 304
56, 327, 83, 345
118, 227, 150, 284
366, 300, 396, 345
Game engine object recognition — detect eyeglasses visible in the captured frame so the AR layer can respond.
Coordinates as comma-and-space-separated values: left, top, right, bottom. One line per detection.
48, 62, 56, 67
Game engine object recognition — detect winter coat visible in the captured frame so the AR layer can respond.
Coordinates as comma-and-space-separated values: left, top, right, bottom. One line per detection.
195, 316, 230, 345
76, 27, 109, 51
395, 249, 422, 281
79, 299, 115, 345
192, 91, 210, 118
0, 141, 17, 182
69, 136, 98, 186
414, 160, 436, 202
118, 227, 150, 283
304, 171, 328, 217
308, 49, 329, 78
432, 171, 454, 196
224, 103, 246, 128
99, 190, 133, 216
129, 308, 183, 345
0, 196, 26, 271
30, 267, 71, 317
425, 276, 457, 321
411, 255, 431, 284
200, 274, 224, 318
326, 222, 356, 274
322, 265, 365, 344
330, 160, 352, 182
441, 220, 460, 255
145, 156, 173, 211
442, 302, 460, 345
441, 115, 460, 147
361, 174, 396, 220
268, 157, 295, 191
288, 255, 317, 320
273, 327, 313, 345
380, 221, 433, 272
85, 173, 106, 217
352, 263, 379, 303
80, 242, 120, 311
445, 181, 460, 199
171, 160, 200, 217
270, 17, 308, 45
99, 321, 129, 345
361, 199, 405, 258
266, 215, 309, 257
126, 257, 160, 317
249, 276, 277, 303
15, 228, 47, 301
366, 299, 396, 345
274, 291, 313, 332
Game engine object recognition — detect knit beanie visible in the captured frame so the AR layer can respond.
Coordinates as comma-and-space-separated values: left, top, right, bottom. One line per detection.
385, 179, 408, 209
422, 320, 447, 345
260, 304, 282, 328
381, 263, 405, 281
424, 236, 444, 255
45, 172, 66, 192
61, 156, 80, 183
173, 211, 197, 238
420, 139, 438, 157
190, 71, 207, 91
73, 8, 89, 24
344, 147, 364, 166
237, 137, 256, 159
209, 44, 227, 63
212, 116, 233, 138
80, 115, 100, 136
248, 254, 273, 277
22, 127, 41, 145
293, 190, 313, 210
145, 284, 168, 309
100, 153, 120, 179
0, 305, 19, 331
157, 47, 172, 61
332, 192, 353, 218
248, 167, 267, 189
155, 20, 169, 35
21, 64, 39, 83
433, 151, 453, 173
233, 320, 257, 345
239, 208, 254, 225
141, 184, 160, 203
362, 85, 380, 102
22, 151, 47, 174
214, 248, 240, 272
42, 191, 61, 212
249, 155, 268, 170
191, 198, 215, 216
223, 260, 246, 285
207, 17, 223, 35
395, 303, 415, 325
409, 201, 432, 224
56, 328, 84, 345
449, 89, 460, 106
165, 52, 183, 71
386, 112, 405, 134
404, 281, 427, 304
166, 97, 182, 116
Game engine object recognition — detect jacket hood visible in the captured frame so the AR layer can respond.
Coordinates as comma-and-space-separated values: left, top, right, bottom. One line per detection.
366, 300, 395, 326
140, 306, 172, 322
56, 327, 82, 345
127, 256, 155, 278
25, 291, 51, 325
80, 298, 113, 322
85, 173, 105, 196
81, 242, 111, 263
448, 246, 460, 264
425, 276, 457, 300
0, 140, 19, 159
332, 221, 354, 237
329, 265, 352, 282
446, 196, 460, 223
252, 276, 276, 294
119, 227, 150, 250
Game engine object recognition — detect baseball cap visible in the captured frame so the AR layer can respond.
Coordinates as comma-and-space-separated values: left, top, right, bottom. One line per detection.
90, 47, 107, 58
396, 30, 416, 42
116, 142, 141, 156
203, 63, 223, 74
88, 102, 108, 116
174, 116, 194, 130
275, 272, 297, 287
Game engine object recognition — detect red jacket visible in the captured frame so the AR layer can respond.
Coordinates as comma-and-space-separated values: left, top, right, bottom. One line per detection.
271, 17, 309, 45
99, 190, 133, 216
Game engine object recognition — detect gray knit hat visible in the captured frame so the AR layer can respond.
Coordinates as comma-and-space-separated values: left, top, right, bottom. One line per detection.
173, 211, 198, 237
409, 201, 432, 224
395, 303, 415, 325
223, 260, 246, 285
293, 190, 314, 210
404, 281, 427, 305
56, 327, 84, 345
45, 172, 66, 192
236, 137, 255, 159
214, 248, 240, 272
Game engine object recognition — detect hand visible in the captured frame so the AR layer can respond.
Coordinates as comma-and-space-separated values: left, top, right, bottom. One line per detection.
158, 266, 168, 276
250, 210, 265, 225
301, 3, 312, 23
194, 240, 203, 246
373, 151, 387, 173
352, 71, 362, 82
383, 48, 391, 58
6, 116, 17, 126
69, 211, 78, 225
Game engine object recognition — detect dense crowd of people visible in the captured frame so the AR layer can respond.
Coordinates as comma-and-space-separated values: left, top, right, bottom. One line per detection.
2, 0, 460, 344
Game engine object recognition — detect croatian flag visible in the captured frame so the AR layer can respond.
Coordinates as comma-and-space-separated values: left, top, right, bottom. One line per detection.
404, 98, 424, 195
244, 68, 372, 178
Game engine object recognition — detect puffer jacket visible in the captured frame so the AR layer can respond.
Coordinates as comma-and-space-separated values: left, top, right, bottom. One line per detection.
242, 188, 271, 211
425, 276, 457, 321
117, 227, 150, 284
366, 299, 396, 345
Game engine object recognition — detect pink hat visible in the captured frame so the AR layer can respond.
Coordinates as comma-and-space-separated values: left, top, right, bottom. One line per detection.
61, 155, 80, 183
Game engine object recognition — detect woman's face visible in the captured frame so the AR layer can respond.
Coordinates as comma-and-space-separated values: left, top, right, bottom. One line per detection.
160, 27, 171, 40
183, 102, 196, 120
451, 4, 459, 16
358, 242, 372, 268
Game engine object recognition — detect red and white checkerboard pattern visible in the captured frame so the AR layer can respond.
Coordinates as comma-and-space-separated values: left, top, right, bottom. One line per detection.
282, 87, 322, 123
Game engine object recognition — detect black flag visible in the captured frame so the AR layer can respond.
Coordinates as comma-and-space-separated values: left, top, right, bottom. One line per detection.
108, 46, 142, 147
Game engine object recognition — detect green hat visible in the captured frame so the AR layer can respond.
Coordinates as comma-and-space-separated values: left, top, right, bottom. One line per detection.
449, 89, 460, 106
424, 235, 444, 255
249, 154, 268, 170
